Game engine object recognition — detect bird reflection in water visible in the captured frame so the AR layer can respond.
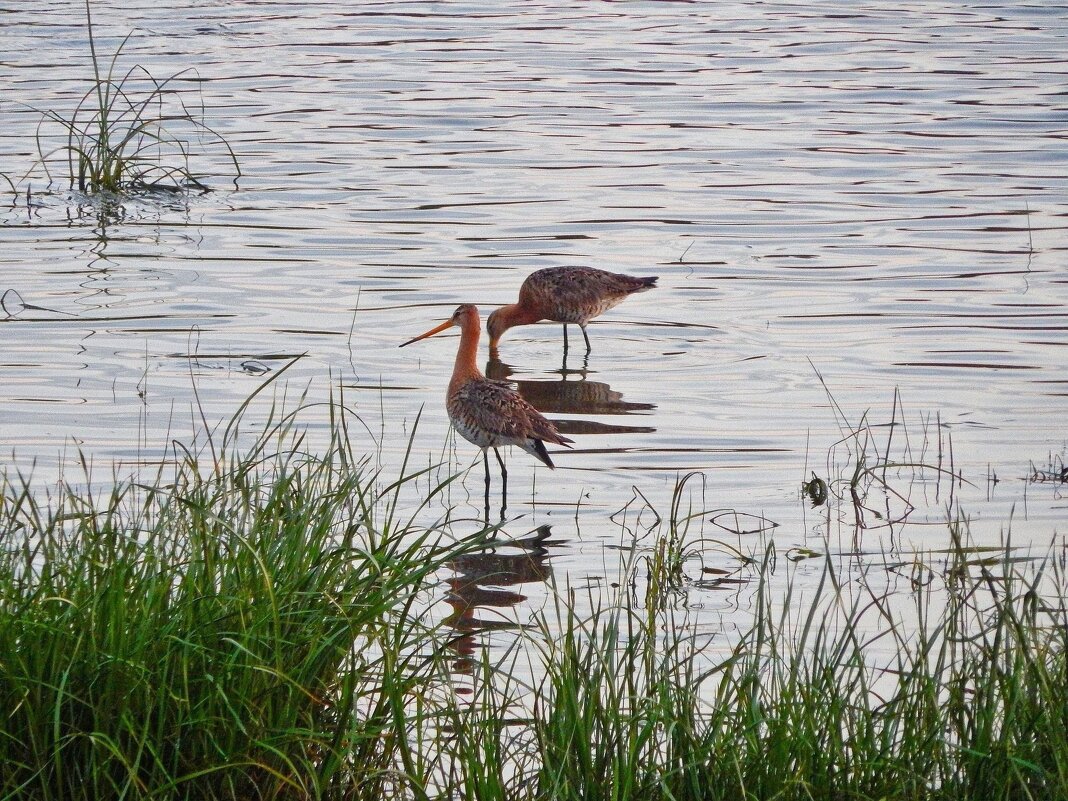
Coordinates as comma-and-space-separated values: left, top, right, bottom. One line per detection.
443, 525, 561, 685
485, 354, 657, 438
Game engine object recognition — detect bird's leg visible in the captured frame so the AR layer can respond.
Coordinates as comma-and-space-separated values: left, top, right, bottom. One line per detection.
580, 324, 592, 353
483, 450, 491, 517
492, 448, 508, 518
562, 324, 569, 353
494, 447, 508, 486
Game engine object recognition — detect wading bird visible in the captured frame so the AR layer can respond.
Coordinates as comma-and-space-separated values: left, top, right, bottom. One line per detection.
400, 304, 573, 503
487, 266, 659, 354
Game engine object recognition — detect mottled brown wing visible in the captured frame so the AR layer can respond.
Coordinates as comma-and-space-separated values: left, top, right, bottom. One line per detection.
452, 379, 573, 446
523, 267, 657, 322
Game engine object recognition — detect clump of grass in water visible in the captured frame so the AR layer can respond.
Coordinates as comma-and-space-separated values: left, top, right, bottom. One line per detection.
27, 0, 239, 196
446, 515, 1067, 801
0, 382, 483, 799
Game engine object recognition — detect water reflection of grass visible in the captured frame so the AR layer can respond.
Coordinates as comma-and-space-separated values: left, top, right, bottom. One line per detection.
0, 395, 1064, 799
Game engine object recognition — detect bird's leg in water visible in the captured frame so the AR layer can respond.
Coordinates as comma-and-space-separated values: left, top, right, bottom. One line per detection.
482, 450, 491, 518
493, 448, 508, 495
562, 323, 569, 354
580, 324, 592, 353
493, 448, 508, 520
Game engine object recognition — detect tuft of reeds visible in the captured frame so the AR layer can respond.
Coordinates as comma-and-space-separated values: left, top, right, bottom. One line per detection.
27, 0, 239, 196
442, 388, 1066, 800
447, 523, 1067, 801
0, 382, 479, 800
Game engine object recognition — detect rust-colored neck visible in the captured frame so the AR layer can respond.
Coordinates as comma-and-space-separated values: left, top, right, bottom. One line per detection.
449, 307, 484, 393
503, 303, 543, 329
489, 303, 543, 349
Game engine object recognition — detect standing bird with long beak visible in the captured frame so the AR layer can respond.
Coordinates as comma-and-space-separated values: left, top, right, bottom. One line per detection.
400, 304, 573, 502
487, 266, 659, 354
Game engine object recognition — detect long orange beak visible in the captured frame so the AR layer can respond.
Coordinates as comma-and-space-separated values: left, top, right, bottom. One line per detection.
399, 318, 455, 348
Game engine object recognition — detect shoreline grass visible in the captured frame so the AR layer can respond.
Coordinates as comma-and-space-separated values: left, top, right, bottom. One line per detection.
1, 391, 1065, 799
510, 534, 1067, 800
0, 392, 480, 798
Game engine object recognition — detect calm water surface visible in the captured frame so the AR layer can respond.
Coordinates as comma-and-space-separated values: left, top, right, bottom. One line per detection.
2, 1, 1067, 661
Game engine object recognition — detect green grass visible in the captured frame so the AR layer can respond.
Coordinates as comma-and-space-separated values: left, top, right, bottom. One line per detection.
1, 385, 1065, 799
0, 386, 477, 799
24, 0, 239, 196
449, 527, 1067, 801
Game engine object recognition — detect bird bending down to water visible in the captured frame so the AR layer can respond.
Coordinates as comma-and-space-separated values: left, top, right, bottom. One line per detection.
487, 266, 659, 354
400, 304, 573, 494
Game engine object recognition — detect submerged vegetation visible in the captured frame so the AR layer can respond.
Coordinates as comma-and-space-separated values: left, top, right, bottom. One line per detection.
0, 386, 1064, 800
14, 0, 239, 199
